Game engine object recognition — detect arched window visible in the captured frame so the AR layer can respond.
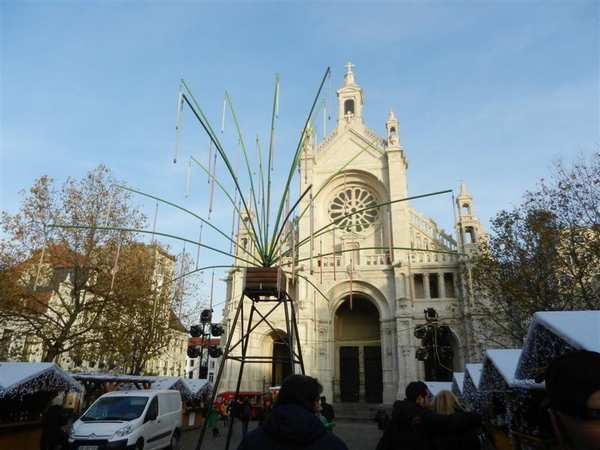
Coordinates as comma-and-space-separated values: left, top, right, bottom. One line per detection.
344, 99, 355, 116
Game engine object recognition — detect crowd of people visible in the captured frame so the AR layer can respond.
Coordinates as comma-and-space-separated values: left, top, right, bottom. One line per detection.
230, 349, 600, 450
40, 349, 598, 449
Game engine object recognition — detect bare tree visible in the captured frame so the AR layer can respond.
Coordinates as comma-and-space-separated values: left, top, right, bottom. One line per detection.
467, 151, 600, 347
0, 165, 148, 362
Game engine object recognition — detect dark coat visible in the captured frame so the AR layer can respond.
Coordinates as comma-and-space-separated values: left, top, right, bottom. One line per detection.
374, 408, 390, 430
40, 405, 68, 450
237, 403, 348, 450
432, 408, 481, 450
376, 400, 481, 450
320, 402, 335, 423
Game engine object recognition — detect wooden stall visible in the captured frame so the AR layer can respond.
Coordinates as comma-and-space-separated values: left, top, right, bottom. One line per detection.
0, 362, 83, 450
511, 311, 600, 450
152, 376, 213, 429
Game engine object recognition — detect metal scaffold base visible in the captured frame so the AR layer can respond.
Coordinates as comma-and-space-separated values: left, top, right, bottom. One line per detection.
194, 280, 305, 450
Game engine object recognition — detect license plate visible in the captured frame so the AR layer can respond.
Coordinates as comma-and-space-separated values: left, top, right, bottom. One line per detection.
79, 446, 98, 450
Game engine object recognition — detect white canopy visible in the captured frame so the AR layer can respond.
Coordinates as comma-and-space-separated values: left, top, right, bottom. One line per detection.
182, 378, 212, 396
516, 310, 600, 379
452, 372, 465, 395
480, 349, 544, 391
0, 362, 83, 398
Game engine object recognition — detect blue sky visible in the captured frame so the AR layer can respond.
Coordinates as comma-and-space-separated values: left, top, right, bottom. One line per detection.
2, 1, 599, 312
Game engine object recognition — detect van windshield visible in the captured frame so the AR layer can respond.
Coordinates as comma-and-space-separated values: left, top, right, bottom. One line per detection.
81, 396, 148, 422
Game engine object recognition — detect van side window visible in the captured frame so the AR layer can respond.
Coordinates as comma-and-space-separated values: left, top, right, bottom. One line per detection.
145, 397, 159, 421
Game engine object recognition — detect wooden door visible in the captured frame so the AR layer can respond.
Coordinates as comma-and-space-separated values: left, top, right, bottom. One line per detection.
364, 346, 383, 403
340, 346, 359, 402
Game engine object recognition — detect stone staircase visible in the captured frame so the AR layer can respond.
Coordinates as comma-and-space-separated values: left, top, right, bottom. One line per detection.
331, 402, 391, 422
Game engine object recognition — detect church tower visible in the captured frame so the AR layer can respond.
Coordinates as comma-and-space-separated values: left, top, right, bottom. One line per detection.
456, 181, 486, 256
221, 64, 486, 404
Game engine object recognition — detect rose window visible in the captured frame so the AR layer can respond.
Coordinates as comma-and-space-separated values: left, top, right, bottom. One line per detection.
329, 186, 380, 232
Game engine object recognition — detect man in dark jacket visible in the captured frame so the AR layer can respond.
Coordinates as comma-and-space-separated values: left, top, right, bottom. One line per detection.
376, 381, 481, 450
237, 374, 348, 450
40, 399, 68, 450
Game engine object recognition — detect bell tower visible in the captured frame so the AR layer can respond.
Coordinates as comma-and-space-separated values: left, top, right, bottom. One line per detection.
337, 61, 364, 126
456, 181, 486, 255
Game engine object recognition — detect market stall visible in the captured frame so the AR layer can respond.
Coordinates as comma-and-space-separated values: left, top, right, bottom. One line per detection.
461, 363, 484, 413
511, 311, 600, 450
451, 372, 464, 400
152, 376, 213, 428
0, 362, 83, 450
515, 310, 600, 381
479, 349, 550, 450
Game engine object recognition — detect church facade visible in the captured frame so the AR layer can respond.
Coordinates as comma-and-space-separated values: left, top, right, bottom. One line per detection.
219, 64, 486, 404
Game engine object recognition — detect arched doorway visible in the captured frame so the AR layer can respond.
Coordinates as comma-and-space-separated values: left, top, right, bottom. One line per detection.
271, 333, 292, 387
334, 297, 382, 403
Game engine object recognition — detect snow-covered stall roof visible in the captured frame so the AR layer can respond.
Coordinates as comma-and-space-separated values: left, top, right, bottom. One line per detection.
462, 363, 484, 412
70, 372, 156, 391
480, 349, 544, 391
452, 372, 465, 396
425, 381, 453, 397
151, 377, 212, 402
515, 311, 600, 380
182, 378, 212, 397
0, 362, 83, 399
151, 377, 195, 402
465, 363, 483, 389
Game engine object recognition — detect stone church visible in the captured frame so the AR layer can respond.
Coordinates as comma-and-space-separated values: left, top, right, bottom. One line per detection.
219, 63, 486, 405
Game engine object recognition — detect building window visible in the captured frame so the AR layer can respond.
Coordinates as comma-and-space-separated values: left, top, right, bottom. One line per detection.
209, 373, 214, 382
344, 99, 355, 116
329, 186, 379, 233
209, 361, 215, 369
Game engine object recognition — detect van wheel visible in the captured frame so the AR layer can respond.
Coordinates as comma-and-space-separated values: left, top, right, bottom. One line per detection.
136, 438, 144, 450
168, 429, 180, 450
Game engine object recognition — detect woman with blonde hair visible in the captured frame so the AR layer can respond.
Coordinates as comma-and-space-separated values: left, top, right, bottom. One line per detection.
431, 390, 481, 450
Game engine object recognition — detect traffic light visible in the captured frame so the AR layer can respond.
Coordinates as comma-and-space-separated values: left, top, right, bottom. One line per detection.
189, 325, 202, 338
422, 325, 435, 346
187, 346, 200, 358
208, 345, 223, 358
438, 346, 453, 361
200, 309, 213, 323
438, 325, 451, 341
416, 347, 429, 361
424, 307, 438, 321
211, 324, 224, 337
414, 325, 426, 339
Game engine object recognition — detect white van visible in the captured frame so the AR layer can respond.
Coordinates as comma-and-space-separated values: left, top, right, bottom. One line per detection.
69, 389, 182, 450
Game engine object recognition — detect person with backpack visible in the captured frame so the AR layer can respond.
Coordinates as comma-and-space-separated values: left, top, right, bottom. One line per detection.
373, 404, 390, 434
376, 381, 481, 450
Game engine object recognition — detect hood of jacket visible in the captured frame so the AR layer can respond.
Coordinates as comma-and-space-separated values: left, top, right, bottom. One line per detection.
262, 403, 326, 445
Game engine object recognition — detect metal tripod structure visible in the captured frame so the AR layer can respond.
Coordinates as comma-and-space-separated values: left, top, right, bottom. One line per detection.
194, 280, 305, 450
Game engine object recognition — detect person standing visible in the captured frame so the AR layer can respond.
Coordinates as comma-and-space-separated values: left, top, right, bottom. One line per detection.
240, 397, 252, 437
39, 396, 68, 450
237, 374, 348, 449
373, 404, 390, 434
229, 396, 242, 434
319, 396, 335, 424
430, 390, 481, 450
221, 400, 230, 427
376, 381, 481, 450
